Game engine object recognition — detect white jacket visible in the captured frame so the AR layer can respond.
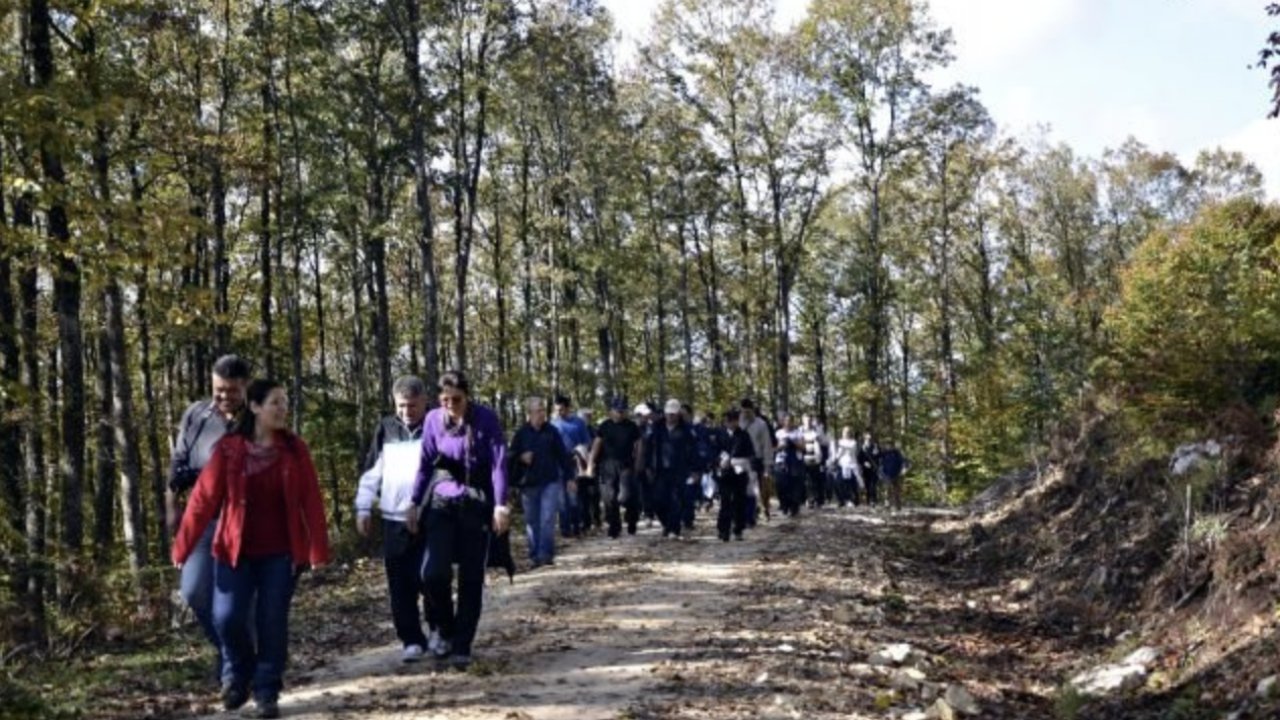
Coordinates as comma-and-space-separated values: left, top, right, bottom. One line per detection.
355, 437, 423, 523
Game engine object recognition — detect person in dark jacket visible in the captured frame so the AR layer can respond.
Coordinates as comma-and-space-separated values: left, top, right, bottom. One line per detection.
857, 431, 883, 508
588, 397, 643, 538
879, 441, 909, 512
166, 354, 252, 685
648, 398, 698, 538
716, 410, 756, 541
173, 379, 331, 719
774, 414, 806, 517
354, 375, 434, 663
509, 396, 575, 567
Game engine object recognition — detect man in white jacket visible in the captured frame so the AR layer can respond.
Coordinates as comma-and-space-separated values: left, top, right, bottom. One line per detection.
355, 376, 433, 662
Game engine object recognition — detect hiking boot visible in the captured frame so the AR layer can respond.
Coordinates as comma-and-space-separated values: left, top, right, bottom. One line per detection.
222, 684, 249, 712
252, 695, 280, 719
449, 654, 472, 671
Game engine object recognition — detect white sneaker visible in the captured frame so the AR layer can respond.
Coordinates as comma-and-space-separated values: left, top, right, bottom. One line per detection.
428, 630, 452, 659
402, 644, 425, 663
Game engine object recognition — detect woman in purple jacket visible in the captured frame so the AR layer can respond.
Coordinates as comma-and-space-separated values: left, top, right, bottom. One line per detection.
406, 370, 510, 669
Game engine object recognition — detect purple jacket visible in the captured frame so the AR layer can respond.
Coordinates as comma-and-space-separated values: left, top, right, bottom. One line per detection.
411, 404, 508, 507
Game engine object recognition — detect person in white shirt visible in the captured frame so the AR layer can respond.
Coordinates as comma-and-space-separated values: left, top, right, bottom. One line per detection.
354, 376, 433, 663
832, 427, 861, 507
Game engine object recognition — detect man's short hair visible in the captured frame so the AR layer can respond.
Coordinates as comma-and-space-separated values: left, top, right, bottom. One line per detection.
740, 398, 756, 411
392, 375, 427, 399
526, 395, 547, 412
212, 354, 252, 381
554, 394, 572, 408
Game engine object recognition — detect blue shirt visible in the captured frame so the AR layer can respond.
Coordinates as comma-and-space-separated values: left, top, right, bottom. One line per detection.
551, 414, 592, 454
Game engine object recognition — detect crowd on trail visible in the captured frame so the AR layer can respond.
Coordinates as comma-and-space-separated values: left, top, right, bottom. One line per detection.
165, 356, 910, 719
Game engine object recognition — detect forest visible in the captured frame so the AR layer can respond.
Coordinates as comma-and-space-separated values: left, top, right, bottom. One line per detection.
1, 1, 1279, 713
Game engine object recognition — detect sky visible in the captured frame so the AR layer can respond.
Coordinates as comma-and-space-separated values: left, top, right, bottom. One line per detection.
600, 0, 1280, 198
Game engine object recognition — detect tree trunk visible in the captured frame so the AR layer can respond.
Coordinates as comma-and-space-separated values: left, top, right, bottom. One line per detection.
18, 200, 47, 641
678, 221, 694, 402
0, 166, 27, 623
32, 0, 86, 596
93, 311, 116, 564
404, 0, 440, 389
130, 149, 168, 560
259, 68, 276, 379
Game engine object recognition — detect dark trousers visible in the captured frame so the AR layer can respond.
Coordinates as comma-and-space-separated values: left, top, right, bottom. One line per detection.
578, 474, 602, 531
639, 471, 657, 521
656, 470, 685, 536
212, 553, 296, 700
383, 519, 429, 648
863, 472, 879, 506
420, 501, 490, 657
600, 459, 639, 537
717, 470, 748, 539
805, 464, 826, 507
776, 465, 804, 516
681, 478, 702, 529
833, 467, 855, 506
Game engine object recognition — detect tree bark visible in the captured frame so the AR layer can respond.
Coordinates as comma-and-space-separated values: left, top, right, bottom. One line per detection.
17, 192, 47, 641
0, 151, 27, 620
404, 0, 440, 390
31, 0, 87, 594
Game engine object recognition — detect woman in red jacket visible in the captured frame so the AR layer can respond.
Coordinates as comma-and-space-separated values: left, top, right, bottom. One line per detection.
173, 378, 330, 719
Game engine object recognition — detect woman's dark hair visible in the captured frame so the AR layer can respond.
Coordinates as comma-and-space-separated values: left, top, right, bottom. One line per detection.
231, 378, 284, 440
438, 369, 470, 395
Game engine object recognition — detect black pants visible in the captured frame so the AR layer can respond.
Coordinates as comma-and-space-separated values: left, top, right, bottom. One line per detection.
383, 519, 430, 648
863, 472, 879, 506
420, 500, 490, 657
833, 468, 855, 507
600, 459, 639, 538
577, 474, 602, 531
775, 464, 804, 516
716, 470, 748, 540
805, 464, 826, 507
656, 470, 685, 536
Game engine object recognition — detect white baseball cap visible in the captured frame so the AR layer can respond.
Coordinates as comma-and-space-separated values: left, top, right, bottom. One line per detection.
634, 403, 652, 416
664, 398, 682, 415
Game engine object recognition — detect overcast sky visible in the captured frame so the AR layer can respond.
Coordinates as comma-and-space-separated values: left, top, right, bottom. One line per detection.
600, 0, 1280, 198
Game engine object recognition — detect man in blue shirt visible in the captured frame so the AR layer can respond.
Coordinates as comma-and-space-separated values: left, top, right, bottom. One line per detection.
551, 394, 592, 538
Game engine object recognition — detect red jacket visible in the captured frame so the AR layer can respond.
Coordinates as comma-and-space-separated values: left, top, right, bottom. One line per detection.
172, 431, 331, 569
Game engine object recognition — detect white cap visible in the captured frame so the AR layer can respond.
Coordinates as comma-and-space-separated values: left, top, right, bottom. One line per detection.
664, 398, 682, 415
634, 403, 652, 416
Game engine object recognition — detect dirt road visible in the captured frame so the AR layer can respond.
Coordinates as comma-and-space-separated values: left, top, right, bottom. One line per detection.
205, 505, 1064, 719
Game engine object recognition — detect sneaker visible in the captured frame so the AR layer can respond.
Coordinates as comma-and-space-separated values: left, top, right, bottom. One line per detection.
252, 696, 280, 719
429, 632, 452, 659
402, 644, 425, 663
222, 684, 249, 712
449, 654, 472, 671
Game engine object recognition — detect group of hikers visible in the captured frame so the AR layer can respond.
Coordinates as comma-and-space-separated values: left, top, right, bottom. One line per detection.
166, 356, 909, 718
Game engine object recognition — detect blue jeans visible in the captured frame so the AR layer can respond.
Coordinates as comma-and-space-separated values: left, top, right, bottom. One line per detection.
212, 554, 296, 699
523, 481, 564, 564
559, 479, 581, 537
180, 519, 219, 654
